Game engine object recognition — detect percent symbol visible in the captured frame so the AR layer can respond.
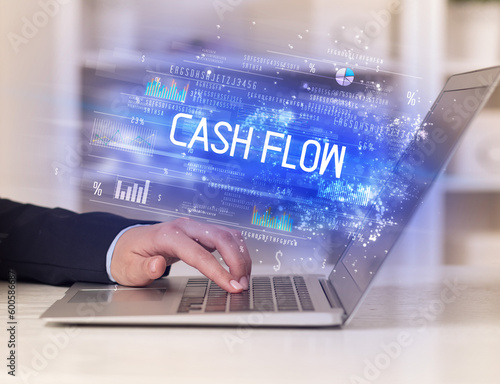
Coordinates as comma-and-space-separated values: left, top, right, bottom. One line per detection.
93, 181, 103, 196
309, 63, 316, 73
406, 91, 416, 106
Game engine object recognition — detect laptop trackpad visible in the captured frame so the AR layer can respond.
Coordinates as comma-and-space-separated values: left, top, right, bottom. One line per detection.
69, 288, 166, 303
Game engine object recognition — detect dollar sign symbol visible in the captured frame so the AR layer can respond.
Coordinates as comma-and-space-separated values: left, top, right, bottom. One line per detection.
273, 250, 283, 272
158, 194, 162, 202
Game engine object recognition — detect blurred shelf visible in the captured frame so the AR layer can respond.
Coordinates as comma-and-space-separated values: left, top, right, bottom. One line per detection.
444, 59, 500, 76
443, 175, 500, 193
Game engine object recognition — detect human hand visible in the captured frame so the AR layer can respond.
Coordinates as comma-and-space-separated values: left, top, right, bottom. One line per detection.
110, 218, 252, 293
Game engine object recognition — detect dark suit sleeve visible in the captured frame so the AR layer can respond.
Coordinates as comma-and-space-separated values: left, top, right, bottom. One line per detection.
0, 198, 169, 286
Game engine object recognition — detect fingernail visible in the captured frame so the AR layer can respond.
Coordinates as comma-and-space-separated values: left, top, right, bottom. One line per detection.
230, 280, 244, 290
150, 258, 158, 274
239, 276, 249, 290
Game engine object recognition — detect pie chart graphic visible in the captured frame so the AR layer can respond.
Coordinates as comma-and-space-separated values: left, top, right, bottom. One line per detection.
336, 67, 354, 86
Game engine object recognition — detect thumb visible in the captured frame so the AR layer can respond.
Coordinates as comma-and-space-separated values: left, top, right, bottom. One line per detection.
116, 255, 167, 287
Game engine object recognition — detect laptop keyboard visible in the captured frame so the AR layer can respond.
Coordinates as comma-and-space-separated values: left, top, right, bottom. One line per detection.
177, 276, 314, 313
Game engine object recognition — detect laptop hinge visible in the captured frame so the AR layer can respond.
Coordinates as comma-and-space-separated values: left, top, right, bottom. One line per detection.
320, 279, 343, 311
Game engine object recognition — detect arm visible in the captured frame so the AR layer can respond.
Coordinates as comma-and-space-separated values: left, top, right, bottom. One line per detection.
0, 198, 161, 285
0, 198, 252, 292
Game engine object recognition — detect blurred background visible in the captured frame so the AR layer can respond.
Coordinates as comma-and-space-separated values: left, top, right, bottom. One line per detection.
1, 0, 499, 268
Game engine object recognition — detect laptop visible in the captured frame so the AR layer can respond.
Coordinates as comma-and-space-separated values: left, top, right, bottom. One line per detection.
41, 65, 500, 327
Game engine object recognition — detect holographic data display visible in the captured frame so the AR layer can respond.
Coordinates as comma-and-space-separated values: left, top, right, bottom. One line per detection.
81, 46, 423, 274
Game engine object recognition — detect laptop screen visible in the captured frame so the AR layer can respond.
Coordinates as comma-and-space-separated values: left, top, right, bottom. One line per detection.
81, 47, 423, 273
330, 67, 500, 318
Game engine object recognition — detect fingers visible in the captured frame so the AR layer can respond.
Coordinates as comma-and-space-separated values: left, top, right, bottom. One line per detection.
152, 219, 252, 293
153, 226, 244, 293
183, 221, 251, 281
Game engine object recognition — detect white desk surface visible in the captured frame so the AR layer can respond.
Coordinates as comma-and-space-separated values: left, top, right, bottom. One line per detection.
1, 265, 500, 384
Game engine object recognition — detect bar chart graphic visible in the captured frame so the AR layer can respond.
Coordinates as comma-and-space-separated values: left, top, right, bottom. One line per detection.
144, 77, 189, 103
252, 206, 293, 232
114, 178, 151, 205
91, 118, 156, 156
317, 180, 372, 206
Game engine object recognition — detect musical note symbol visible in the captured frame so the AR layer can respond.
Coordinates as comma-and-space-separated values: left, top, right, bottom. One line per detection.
273, 250, 283, 272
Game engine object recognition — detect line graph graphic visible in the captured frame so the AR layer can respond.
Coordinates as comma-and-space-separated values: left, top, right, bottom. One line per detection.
317, 180, 372, 206
90, 118, 156, 156
145, 77, 189, 103
252, 206, 293, 232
